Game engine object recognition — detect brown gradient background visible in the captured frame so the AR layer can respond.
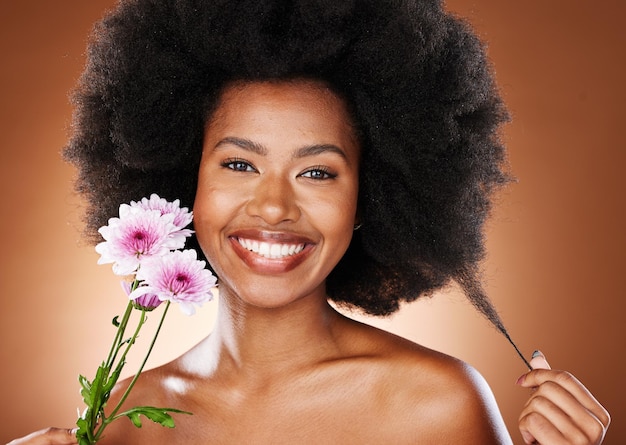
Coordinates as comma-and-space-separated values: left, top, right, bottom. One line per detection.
1, 1, 624, 443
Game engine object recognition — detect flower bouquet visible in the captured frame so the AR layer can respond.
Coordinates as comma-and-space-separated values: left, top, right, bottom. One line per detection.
75, 194, 216, 445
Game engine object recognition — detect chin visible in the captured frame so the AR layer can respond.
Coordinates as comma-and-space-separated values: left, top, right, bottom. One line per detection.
220, 279, 326, 311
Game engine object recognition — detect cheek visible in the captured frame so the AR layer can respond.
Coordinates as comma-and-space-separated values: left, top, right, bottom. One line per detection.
314, 186, 358, 242
194, 166, 244, 220
192, 201, 214, 262
196, 185, 235, 215
193, 181, 234, 252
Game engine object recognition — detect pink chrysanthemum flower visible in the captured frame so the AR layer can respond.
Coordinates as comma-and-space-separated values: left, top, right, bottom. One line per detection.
121, 280, 163, 311
79, 196, 212, 442
130, 193, 193, 230
96, 204, 188, 276
129, 250, 216, 315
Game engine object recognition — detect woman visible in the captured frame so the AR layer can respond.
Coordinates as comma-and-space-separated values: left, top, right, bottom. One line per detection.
9, 0, 609, 443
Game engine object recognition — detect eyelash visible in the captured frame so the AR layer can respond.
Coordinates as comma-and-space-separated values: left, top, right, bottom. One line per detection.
221, 158, 256, 172
220, 159, 336, 180
300, 166, 337, 180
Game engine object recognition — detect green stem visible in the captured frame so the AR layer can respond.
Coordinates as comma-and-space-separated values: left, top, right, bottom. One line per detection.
91, 306, 146, 442
95, 301, 172, 440
116, 309, 147, 375
84, 301, 134, 442
105, 300, 134, 369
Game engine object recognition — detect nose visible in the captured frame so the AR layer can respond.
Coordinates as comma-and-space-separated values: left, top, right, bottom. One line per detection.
245, 173, 301, 225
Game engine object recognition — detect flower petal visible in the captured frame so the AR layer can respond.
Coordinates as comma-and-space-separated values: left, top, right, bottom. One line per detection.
134, 249, 216, 315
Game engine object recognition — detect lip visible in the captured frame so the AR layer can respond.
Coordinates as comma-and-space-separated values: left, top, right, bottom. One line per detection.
227, 229, 316, 274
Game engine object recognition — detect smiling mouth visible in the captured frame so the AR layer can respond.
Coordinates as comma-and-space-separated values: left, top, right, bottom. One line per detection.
236, 238, 306, 259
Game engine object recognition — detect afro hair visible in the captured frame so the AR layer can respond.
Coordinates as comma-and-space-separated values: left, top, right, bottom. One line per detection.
65, 0, 512, 334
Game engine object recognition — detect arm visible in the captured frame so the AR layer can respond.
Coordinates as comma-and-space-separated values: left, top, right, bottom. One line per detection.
7, 428, 78, 445
448, 363, 514, 444
517, 351, 610, 445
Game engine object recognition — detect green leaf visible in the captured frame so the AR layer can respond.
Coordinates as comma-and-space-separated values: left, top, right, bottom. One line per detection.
112, 315, 120, 327
76, 416, 95, 445
78, 362, 114, 441
78, 375, 93, 406
103, 360, 124, 395
127, 412, 143, 428
120, 406, 192, 429
78, 374, 91, 390
75, 417, 89, 434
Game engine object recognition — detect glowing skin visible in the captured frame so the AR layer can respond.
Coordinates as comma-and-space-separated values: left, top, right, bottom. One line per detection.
72, 81, 603, 445
38, 82, 516, 445
193, 80, 360, 310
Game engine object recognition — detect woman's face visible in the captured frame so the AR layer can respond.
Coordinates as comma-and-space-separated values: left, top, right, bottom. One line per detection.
194, 80, 360, 309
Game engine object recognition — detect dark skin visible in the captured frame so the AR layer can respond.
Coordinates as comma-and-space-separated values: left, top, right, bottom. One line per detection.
9, 81, 609, 445
95, 305, 510, 444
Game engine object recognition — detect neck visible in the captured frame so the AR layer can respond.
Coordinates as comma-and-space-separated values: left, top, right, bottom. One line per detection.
204, 287, 345, 379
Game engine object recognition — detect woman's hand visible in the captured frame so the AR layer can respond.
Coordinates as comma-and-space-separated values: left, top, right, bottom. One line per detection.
517, 351, 610, 445
6, 428, 78, 445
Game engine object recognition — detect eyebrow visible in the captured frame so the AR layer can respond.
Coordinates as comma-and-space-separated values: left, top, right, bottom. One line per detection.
215, 137, 267, 155
292, 143, 349, 162
214, 137, 349, 162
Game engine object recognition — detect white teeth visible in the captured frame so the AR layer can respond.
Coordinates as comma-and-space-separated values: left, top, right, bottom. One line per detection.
237, 238, 305, 259
270, 243, 281, 257
259, 242, 270, 257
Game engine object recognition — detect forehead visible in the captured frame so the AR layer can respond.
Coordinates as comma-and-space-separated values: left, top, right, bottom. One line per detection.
205, 79, 360, 150
214, 79, 350, 115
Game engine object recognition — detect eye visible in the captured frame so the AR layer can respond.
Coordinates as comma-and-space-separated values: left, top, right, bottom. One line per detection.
299, 166, 337, 180
221, 158, 256, 173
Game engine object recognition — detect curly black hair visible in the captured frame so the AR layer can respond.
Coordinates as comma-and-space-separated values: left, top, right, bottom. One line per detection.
65, 0, 514, 338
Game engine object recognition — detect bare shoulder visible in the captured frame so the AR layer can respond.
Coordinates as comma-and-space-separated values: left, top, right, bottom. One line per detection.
395, 354, 512, 444
96, 318, 514, 444
340, 317, 513, 444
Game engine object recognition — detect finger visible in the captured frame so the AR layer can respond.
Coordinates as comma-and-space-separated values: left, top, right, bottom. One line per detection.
519, 351, 596, 412
516, 349, 550, 386
518, 368, 610, 430
519, 409, 582, 445
519, 388, 602, 445
529, 350, 551, 370
516, 350, 611, 443
6, 427, 78, 445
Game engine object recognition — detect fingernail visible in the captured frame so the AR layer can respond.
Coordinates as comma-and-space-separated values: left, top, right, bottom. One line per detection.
532, 350, 543, 359
516, 374, 526, 385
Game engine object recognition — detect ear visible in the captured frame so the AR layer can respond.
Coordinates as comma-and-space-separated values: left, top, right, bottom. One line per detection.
353, 208, 362, 231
